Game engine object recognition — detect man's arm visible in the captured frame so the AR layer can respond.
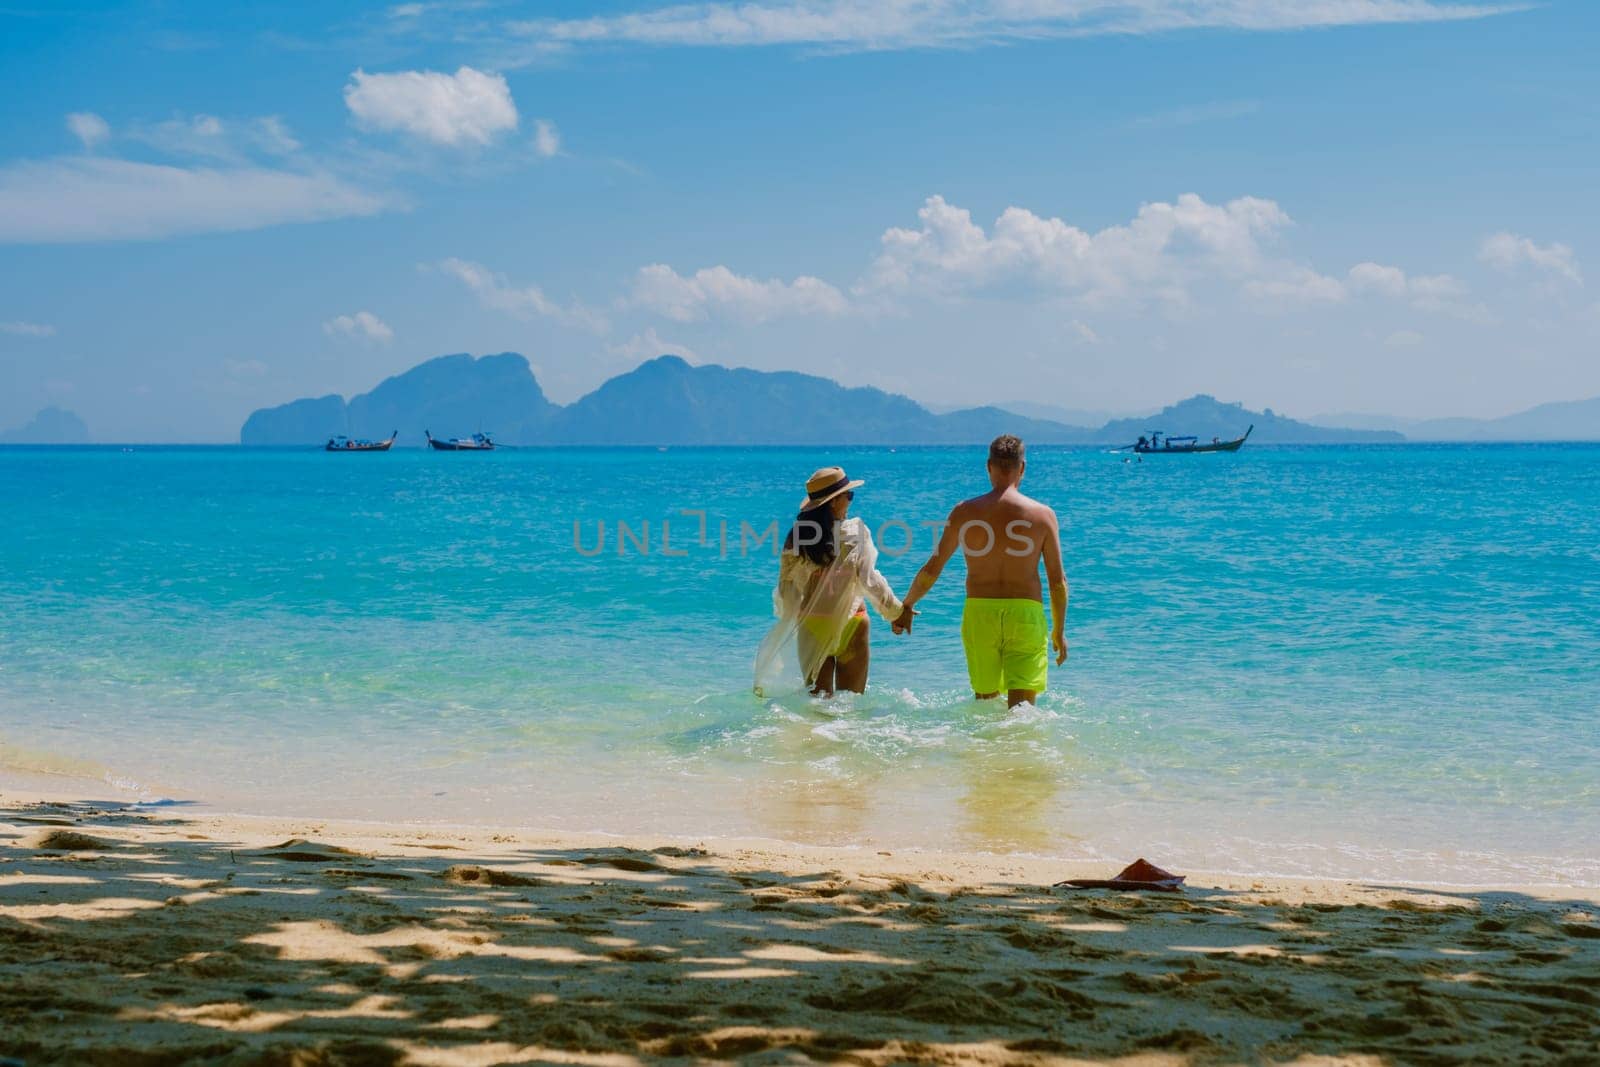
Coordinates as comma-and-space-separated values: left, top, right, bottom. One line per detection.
1041, 507, 1069, 665
894, 506, 962, 632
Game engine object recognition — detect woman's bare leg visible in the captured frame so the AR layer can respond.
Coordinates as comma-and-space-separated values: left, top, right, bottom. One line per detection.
834, 618, 871, 694
810, 657, 837, 697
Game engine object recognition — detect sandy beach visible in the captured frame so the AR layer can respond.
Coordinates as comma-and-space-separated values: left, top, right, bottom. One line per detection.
3, 790, 1597, 1066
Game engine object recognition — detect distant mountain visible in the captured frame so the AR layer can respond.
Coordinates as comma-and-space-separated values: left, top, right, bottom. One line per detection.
241, 352, 1398, 447
243, 353, 1095, 446
554, 356, 1093, 445
1307, 396, 1600, 441
1411, 396, 1600, 441
928, 399, 1144, 428
1303, 412, 1421, 434
241, 353, 557, 445
0, 406, 89, 444
1098, 395, 1403, 445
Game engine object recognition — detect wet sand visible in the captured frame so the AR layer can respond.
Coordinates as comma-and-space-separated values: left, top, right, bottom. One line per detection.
2, 791, 1597, 1065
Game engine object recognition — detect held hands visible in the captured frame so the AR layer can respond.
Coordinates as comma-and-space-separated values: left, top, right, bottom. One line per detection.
1052, 630, 1069, 666
892, 605, 918, 635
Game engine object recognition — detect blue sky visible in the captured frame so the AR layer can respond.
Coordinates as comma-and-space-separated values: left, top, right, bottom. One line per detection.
2, 0, 1597, 441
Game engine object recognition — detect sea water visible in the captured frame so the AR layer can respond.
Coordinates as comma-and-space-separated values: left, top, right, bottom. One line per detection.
2, 444, 1596, 884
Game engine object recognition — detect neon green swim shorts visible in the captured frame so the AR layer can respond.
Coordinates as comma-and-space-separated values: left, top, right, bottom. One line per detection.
961, 598, 1048, 695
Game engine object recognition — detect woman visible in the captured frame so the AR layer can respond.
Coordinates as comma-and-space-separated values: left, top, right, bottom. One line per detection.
754, 466, 905, 697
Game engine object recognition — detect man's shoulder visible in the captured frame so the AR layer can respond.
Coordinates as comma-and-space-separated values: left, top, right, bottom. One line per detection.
1014, 491, 1057, 519
954, 490, 999, 513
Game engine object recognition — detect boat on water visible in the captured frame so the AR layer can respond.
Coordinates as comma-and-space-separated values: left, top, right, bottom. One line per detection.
425, 430, 496, 451
1131, 425, 1252, 454
325, 431, 397, 452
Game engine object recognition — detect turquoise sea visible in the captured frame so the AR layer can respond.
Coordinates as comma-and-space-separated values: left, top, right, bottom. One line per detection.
2, 444, 1596, 885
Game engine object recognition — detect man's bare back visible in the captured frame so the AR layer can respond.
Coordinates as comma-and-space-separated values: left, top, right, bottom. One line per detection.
948, 486, 1059, 602
896, 435, 1068, 706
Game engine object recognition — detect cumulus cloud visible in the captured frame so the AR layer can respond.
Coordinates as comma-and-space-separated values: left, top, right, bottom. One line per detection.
323, 311, 394, 343
1244, 266, 1346, 304
1241, 259, 1468, 314
503, 0, 1518, 55
533, 118, 561, 157
1, 321, 56, 337
863, 193, 1299, 308
621, 194, 1487, 325
344, 66, 518, 146
1345, 261, 1469, 313
66, 112, 110, 150
0, 157, 394, 243
437, 257, 608, 331
1479, 232, 1582, 284
1385, 329, 1425, 347
1346, 261, 1408, 298
435, 192, 1498, 339
632, 263, 849, 322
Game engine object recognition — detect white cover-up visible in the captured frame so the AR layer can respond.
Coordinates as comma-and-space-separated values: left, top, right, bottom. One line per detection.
753, 517, 904, 695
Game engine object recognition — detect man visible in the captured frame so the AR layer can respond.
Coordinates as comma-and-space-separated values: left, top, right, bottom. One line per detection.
894, 435, 1068, 707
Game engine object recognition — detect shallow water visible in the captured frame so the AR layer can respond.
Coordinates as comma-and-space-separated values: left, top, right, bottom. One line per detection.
2, 443, 1597, 883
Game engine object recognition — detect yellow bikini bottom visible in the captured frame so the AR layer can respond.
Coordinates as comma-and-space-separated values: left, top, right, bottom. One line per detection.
800, 608, 867, 662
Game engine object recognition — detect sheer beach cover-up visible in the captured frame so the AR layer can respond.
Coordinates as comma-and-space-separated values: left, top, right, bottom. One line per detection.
753, 517, 904, 695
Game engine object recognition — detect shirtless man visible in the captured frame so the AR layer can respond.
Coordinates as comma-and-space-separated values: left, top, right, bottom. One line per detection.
893, 435, 1067, 707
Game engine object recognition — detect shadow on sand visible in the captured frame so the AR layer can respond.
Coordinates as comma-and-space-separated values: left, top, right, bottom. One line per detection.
2, 800, 1598, 1065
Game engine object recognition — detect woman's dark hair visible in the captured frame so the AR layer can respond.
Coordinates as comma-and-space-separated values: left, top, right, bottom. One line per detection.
784, 502, 837, 566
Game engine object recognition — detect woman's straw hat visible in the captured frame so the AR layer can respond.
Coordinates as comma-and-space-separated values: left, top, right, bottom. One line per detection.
800, 466, 864, 510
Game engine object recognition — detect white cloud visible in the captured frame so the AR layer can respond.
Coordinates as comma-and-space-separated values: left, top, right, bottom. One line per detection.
255, 116, 301, 155
1479, 231, 1582, 284
66, 112, 110, 150
1346, 261, 1469, 313
1241, 262, 1465, 313
863, 193, 1300, 308
1244, 266, 1346, 303
344, 67, 518, 146
533, 118, 561, 158
135, 115, 233, 158
132, 114, 302, 160
505, 0, 1520, 55
323, 311, 395, 343
611, 327, 699, 364
516, 193, 1483, 328
1, 321, 56, 337
437, 257, 608, 331
1406, 273, 1467, 301
632, 263, 848, 322
1385, 329, 1425, 347
1346, 261, 1408, 298
0, 157, 394, 243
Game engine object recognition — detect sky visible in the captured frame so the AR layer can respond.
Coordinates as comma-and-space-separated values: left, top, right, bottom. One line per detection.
1, 0, 1597, 442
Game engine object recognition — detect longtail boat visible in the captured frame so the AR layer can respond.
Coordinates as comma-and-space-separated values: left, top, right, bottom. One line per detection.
1130, 425, 1252, 454
325, 431, 397, 452
425, 430, 495, 451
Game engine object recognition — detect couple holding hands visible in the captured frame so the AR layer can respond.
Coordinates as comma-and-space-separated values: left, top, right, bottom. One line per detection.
756, 435, 1068, 708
